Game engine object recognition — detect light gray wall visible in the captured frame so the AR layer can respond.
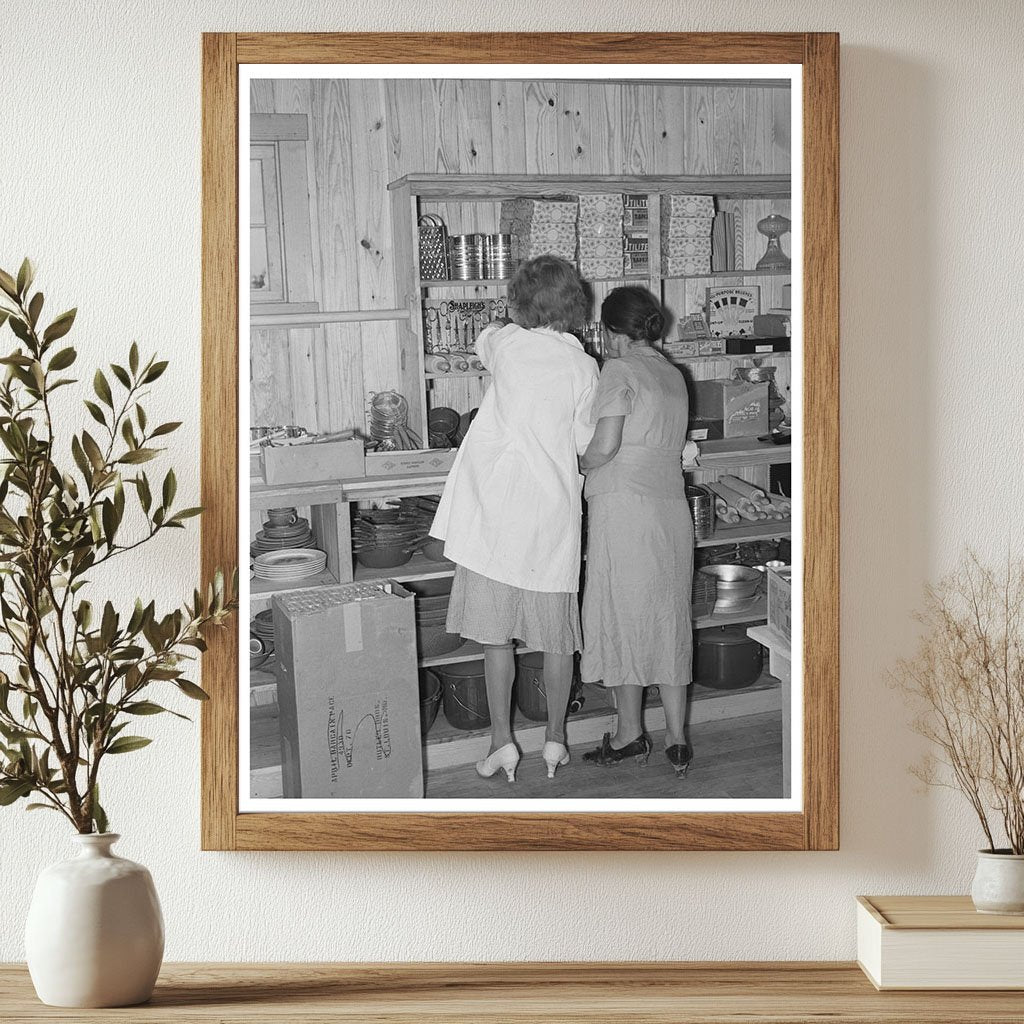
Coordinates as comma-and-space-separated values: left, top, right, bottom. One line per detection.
2, 1, 1022, 960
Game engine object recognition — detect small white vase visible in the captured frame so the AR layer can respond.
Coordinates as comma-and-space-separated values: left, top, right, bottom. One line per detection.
25, 833, 164, 1007
971, 849, 1024, 915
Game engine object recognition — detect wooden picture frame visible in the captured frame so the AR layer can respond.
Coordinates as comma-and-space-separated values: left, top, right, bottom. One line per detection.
201, 32, 839, 851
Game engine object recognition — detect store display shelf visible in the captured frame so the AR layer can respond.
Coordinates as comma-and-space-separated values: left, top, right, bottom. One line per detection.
663, 268, 791, 280
695, 439, 792, 469
696, 520, 791, 548
249, 568, 339, 598
664, 352, 792, 363
420, 278, 510, 288
424, 370, 490, 380
353, 551, 455, 585
694, 595, 768, 629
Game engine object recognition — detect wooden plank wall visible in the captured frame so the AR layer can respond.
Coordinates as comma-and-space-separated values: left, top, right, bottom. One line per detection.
250, 78, 790, 436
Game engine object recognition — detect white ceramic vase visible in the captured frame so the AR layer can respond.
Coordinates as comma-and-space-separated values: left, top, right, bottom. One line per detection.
25, 833, 164, 1007
971, 850, 1024, 915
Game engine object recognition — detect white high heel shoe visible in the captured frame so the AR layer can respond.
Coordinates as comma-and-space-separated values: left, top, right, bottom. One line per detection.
542, 741, 570, 779
476, 742, 520, 783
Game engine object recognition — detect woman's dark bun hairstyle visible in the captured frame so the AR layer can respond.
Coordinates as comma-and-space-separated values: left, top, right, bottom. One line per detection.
600, 285, 665, 343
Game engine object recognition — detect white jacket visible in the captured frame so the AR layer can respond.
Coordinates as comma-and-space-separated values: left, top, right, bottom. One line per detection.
430, 323, 598, 592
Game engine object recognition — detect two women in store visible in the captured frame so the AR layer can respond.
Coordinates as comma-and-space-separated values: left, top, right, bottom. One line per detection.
429, 255, 695, 783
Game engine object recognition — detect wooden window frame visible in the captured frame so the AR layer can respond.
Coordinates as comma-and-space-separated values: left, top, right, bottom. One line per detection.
201, 32, 839, 851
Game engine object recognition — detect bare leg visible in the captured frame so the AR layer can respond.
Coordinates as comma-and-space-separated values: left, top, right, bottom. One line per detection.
660, 686, 687, 748
542, 651, 573, 744
482, 643, 515, 755
609, 685, 643, 746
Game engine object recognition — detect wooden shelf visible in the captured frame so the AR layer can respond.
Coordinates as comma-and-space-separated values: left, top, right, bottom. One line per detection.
353, 551, 454, 584
663, 268, 791, 280
249, 567, 338, 598
694, 595, 768, 629
695, 439, 792, 469
420, 278, 509, 288
2, 962, 1018, 1022
419, 638, 534, 669
390, 172, 792, 200
424, 370, 490, 380
696, 520, 791, 548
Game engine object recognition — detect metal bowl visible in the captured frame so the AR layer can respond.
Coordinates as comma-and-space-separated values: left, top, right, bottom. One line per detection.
698, 564, 762, 605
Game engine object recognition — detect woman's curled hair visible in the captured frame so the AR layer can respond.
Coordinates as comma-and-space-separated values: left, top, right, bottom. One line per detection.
601, 285, 666, 343
508, 255, 588, 333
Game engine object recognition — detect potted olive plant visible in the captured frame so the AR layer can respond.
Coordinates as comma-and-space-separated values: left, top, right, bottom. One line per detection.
0, 260, 236, 1006
895, 553, 1024, 914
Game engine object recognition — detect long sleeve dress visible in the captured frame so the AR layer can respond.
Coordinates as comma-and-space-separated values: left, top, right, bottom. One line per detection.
580, 345, 694, 688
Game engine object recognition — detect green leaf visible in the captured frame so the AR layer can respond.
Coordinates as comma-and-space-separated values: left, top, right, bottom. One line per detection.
16, 258, 34, 298
162, 468, 176, 508
129, 342, 139, 376
124, 700, 172, 716
142, 360, 168, 383
101, 498, 117, 546
47, 346, 77, 372
150, 421, 181, 438
42, 308, 77, 344
136, 404, 147, 432
121, 418, 137, 450
27, 292, 43, 328
8, 317, 31, 345
136, 473, 152, 513
168, 507, 203, 524
93, 369, 113, 409
0, 779, 33, 805
91, 785, 108, 834
175, 679, 209, 701
81, 431, 105, 472
105, 735, 152, 755
0, 269, 18, 300
118, 448, 157, 465
110, 363, 131, 389
26, 803, 61, 813
83, 400, 106, 427
100, 601, 117, 647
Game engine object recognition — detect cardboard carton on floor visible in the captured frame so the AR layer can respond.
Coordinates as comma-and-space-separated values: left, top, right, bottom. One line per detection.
273, 582, 422, 799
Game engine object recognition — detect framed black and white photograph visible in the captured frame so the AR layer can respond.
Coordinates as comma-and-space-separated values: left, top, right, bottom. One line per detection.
201, 32, 839, 851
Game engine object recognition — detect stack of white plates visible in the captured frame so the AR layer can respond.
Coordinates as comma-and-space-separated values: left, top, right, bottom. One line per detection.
252, 548, 327, 583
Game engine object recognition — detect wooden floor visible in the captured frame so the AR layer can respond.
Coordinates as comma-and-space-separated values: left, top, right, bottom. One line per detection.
425, 710, 783, 799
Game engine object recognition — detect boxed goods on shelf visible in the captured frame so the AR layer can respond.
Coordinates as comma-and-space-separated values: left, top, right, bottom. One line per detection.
661, 194, 715, 275
260, 438, 364, 485
767, 564, 792, 641
364, 448, 457, 478
689, 379, 769, 440
578, 192, 624, 278
273, 582, 422, 799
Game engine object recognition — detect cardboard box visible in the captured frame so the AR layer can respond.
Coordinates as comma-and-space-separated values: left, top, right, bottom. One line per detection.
364, 448, 457, 478
273, 582, 423, 799
661, 235, 713, 258
662, 339, 700, 360
767, 564, 792, 642
690, 379, 769, 439
579, 257, 625, 278
662, 256, 712, 276
664, 193, 715, 217
577, 236, 622, 259
696, 337, 726, 356
261, 438, 364, 485
661, 216, 715, 238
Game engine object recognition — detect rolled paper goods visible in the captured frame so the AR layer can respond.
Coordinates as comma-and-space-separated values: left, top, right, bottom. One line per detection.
706, 482, 768, 522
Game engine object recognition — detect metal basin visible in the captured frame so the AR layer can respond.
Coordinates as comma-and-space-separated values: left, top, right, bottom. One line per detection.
698, 564, 762, 605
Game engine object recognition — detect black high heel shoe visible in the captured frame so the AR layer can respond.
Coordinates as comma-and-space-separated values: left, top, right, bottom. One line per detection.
665, 743, 693, 778
582, 732, 652, 767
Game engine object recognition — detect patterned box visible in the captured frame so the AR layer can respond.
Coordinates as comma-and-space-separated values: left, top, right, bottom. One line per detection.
661, 255, 712, 276
661, 216, 715, 239
577, 236, 623, 259
577, 217, 623, 237
579, 257, 625, 278
662, 236, 714, 258
664, 194, 715, 217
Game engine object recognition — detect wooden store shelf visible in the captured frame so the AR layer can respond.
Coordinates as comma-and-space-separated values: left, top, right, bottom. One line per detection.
696, 439, 792, 469
2, 961, 1018, 1023
420, 278, 510, 288
694, 595, 768, 629
696, 520, 791, 548
663, 267, 791, 280
249, 568, 339, 598
424, 370, 490, 380
391, 171, 792, 200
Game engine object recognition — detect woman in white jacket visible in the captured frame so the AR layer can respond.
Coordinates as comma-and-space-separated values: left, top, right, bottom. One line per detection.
430, 255, 598, 783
